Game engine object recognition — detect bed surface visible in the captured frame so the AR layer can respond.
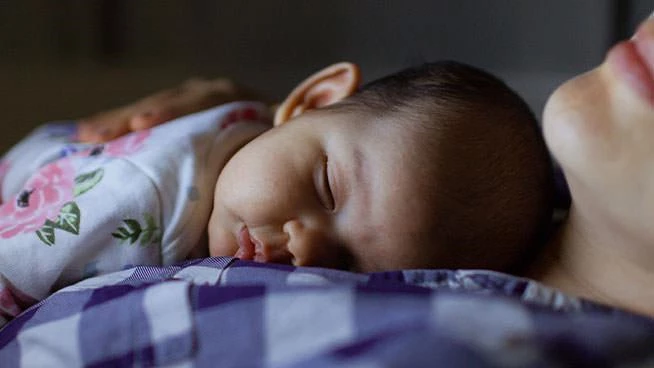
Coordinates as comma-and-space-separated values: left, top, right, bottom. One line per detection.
1, 257, 652, 367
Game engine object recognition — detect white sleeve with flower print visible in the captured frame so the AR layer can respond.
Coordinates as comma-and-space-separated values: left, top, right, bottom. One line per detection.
0, 102, 272, 328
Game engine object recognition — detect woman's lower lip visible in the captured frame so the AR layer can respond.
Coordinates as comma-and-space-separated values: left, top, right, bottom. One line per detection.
606, 40, 654, 106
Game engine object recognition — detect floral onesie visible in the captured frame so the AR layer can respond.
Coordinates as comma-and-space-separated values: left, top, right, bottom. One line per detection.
0, 102, 271, 327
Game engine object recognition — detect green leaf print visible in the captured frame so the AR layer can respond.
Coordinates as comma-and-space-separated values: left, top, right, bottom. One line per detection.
144, 213, 156, 229
73, 168, 104, 197
139, 213, 163, 245
140, 229, 153, 244
112, 218, 141, 244
36, 221, 56, 246
34, 202, 82, 246
52, 202, 81, 235
112, 213, 160, 247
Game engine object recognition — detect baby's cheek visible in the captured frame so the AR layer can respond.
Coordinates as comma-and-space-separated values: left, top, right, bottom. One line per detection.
207, 229, 236, 257
206, 209, 237, 257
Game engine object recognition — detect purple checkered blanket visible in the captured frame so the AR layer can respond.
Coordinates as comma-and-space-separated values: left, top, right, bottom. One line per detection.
1, 257, 653, 367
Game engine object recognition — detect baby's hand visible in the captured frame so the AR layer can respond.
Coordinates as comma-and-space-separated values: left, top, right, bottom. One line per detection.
77, 78, 260, 143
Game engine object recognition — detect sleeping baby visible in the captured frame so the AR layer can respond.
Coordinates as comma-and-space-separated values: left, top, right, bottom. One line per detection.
0, 61, 554, 326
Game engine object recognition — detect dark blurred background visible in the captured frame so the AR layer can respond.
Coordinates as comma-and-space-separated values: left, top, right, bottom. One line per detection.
1, 0, 653, 154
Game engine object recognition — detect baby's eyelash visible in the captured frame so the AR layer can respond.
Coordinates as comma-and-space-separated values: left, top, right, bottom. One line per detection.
321, 156, 335, 211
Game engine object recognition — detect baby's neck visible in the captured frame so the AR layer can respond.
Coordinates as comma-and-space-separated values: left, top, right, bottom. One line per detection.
528, 206, 654, 318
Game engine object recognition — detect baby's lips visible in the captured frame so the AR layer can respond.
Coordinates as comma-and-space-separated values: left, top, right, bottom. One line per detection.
235, 225, 256, 261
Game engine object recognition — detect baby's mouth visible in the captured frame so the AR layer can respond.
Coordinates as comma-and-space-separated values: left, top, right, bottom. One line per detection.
233, 226, 292, 264
234, 225, 256, 260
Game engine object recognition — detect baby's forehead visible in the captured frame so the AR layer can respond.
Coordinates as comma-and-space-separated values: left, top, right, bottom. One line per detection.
320, 107, 446, 188
331, 119, 461, 271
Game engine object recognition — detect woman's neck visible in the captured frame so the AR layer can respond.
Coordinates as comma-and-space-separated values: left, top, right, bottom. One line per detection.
528, 205, 654, 318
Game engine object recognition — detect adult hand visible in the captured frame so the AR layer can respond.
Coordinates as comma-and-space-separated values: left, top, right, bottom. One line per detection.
77, 78, 260, 143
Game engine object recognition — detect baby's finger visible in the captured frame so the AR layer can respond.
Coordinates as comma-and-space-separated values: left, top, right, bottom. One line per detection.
76, 122, 101, 142
77, 124, 117, 143
128, 92, 222, 131
129, 110, 176, 131
77, 116, 130, 143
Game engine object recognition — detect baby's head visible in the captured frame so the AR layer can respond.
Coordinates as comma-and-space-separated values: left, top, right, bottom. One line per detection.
208, 61, 554, 273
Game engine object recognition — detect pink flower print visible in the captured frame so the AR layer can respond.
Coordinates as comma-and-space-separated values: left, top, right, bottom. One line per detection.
104, 130, 151, 157
0, 159, 75, 239
219, 106, 265, 131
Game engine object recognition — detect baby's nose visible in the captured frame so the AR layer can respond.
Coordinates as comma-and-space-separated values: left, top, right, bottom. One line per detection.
283, 219, 336, 268
259, 245, 294, 265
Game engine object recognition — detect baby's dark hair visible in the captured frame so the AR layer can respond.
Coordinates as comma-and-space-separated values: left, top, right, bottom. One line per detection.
337, 61, 554, 273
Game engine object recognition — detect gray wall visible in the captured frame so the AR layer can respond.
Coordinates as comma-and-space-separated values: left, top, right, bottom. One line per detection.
0, 0, 653, 153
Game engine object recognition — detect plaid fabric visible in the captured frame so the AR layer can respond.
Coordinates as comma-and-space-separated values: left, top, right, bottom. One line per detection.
1, 257, 653, 367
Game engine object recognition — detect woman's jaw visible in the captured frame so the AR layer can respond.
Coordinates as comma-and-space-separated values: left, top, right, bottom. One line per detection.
535, 17, 654, 318
543, 14, 654, 245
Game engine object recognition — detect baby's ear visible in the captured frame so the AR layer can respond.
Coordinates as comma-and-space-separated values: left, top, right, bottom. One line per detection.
274, 62, 361, 126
